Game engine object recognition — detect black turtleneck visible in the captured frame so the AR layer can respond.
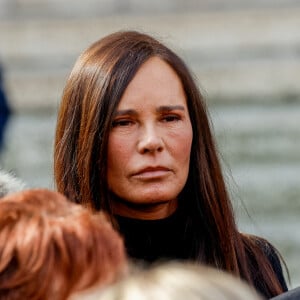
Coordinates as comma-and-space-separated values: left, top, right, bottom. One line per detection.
115, 209, 192, 263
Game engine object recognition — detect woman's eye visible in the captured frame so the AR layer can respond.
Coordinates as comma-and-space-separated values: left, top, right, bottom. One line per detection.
162, 115, 180, 122
112, 119, 133, 127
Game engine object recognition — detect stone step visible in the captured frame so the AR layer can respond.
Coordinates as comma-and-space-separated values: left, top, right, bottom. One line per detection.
1, 0, 300, 19
1, 8, 300, 58
212, 104, 300, 163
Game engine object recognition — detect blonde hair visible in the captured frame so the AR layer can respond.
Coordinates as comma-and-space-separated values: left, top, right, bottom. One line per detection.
0, 189, 127, 300
93, 262, 265, 300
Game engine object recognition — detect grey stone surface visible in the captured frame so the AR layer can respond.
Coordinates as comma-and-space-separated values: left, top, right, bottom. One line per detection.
0, 8, 300, 110
1, 6, 300, 110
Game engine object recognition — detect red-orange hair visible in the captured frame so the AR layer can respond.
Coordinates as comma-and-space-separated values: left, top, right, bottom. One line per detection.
0, 189, 127, 300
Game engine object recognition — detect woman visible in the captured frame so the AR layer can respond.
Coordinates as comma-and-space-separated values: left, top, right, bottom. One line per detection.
54, 30, 288, 298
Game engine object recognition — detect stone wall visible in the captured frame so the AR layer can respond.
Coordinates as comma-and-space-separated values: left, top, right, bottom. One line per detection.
0, 0, 300, 111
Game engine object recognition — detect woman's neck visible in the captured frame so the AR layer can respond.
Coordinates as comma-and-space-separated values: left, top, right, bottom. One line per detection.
111, 196, 178, 220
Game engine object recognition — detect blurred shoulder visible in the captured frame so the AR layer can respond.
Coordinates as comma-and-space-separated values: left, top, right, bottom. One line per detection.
271, 287, 300, 300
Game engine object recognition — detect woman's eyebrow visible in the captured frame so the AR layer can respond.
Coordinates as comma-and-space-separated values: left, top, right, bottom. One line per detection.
156, 105, 185, 112
114, 106, 185, 116
113, 109, 137, 117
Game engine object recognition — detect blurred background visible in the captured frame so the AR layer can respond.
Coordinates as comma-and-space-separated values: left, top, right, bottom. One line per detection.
0, 0, 299, 288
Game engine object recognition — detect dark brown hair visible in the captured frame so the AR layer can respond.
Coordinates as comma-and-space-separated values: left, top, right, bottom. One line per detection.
54, 31, 286, 297
0, 189, 127, 300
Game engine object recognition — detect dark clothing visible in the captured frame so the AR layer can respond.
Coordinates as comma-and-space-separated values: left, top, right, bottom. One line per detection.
116, 210, 288, 299
271, 287, 300, 300
0, 66, 11, 151
116, 208, 190, 263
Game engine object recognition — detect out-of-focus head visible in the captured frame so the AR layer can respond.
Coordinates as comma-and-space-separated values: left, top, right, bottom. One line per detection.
89, 262, 265, 300
0, 189, 127, 300
54, 30, 210, 213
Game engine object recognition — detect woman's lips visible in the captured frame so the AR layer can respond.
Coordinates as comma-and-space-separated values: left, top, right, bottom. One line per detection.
132, 167, 171, 179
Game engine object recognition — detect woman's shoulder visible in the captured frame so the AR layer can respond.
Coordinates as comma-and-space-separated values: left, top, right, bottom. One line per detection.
243, 234, 289, 292
247, 235, 285, 270
242, 234, 280, 258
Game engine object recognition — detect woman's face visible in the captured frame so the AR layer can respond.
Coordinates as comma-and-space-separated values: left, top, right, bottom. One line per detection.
107, 57, 193, 219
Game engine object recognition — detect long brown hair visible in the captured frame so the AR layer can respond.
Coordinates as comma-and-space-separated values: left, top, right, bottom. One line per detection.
54, 31, 286, 297
0, 189, 127, 300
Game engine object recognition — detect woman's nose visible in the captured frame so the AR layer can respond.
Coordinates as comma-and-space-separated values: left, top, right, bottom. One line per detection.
137, 126, 164, 154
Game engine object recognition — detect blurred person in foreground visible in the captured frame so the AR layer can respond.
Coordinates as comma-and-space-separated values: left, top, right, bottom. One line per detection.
54, 30, 288, 298
0, 189, 127, 300
74, 261, 265, 300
